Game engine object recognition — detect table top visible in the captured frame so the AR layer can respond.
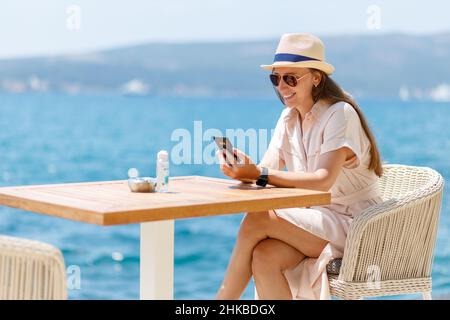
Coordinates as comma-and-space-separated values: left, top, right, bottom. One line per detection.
0, 176, 330, 226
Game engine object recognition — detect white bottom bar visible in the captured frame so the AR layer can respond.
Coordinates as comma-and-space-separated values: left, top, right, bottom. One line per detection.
140, 220, 174, 300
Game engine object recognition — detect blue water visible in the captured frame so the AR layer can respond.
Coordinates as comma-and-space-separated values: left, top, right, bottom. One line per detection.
0, 93, 449, 299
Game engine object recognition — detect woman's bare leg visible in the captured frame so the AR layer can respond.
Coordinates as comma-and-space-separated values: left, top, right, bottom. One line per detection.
252, 239, 305, 299
215, 210, 328, 299
215, 213, 268, 299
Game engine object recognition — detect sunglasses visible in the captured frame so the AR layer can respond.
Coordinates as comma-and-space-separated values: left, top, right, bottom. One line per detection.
269, 72, 310, 87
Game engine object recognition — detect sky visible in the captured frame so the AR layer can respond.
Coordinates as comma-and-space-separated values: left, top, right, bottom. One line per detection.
0, 0, 449, 58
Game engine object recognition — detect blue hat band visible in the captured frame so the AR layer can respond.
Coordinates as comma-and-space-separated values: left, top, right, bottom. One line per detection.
273, 53, 320, 63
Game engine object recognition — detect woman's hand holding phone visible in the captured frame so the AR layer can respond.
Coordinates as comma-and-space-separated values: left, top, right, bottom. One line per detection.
216, 148, 261, 183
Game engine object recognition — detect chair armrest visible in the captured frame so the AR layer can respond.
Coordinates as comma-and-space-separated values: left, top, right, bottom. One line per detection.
338, 186, 443, 283
0, 235, 67, 299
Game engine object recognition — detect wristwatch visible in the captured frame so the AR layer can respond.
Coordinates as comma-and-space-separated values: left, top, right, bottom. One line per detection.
256, 167, 269, 187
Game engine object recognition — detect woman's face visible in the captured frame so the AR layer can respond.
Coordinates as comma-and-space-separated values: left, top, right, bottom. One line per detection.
272, 67, 318, 108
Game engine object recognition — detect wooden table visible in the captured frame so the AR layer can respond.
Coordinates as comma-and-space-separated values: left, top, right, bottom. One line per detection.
0, 175, 330, 299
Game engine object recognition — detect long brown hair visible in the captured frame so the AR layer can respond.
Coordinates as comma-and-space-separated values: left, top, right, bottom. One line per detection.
311, 69, 383, 177
273, 69, 384, 177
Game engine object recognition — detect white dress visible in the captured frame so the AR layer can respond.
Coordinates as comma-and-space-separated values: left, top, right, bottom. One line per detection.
265, 99, 383, 299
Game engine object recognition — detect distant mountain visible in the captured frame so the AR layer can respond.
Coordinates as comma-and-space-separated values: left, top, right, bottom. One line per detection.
1, 33, 450, 99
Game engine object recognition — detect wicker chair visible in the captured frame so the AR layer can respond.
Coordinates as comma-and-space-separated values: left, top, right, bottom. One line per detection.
0, 235, 67, 299
328, 164, 444, 300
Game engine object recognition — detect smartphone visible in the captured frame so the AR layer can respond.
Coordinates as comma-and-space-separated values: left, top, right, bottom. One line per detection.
213, 136, 242, 166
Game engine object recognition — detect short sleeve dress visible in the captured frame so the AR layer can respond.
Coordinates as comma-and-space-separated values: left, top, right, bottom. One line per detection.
265, 98, 383, 300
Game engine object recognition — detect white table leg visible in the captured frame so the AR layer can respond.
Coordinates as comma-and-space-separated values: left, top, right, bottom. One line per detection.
140, 220, 174, 300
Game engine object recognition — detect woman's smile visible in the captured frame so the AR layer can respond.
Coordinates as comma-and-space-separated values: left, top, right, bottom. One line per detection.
283, 92, 296, 100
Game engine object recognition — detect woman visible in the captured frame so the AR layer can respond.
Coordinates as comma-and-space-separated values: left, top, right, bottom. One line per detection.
215, 33, 384, 300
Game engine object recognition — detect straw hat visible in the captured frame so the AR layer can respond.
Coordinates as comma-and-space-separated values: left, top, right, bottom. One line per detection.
261, 33, 335, 75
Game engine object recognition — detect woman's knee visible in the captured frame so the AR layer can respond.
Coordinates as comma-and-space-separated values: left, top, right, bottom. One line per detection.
238, 211, 270, 238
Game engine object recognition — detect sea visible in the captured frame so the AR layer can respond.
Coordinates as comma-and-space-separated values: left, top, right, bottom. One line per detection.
0, 92, 448, 299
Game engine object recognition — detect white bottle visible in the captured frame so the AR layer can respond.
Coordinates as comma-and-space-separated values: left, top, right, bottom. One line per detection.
156, 150, 169, 192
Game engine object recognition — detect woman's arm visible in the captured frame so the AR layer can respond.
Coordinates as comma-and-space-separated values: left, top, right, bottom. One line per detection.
218, 147, 353, 192
265, 147, 349, 191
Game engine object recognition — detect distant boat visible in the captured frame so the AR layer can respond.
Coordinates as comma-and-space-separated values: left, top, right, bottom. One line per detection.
429, 83, 450, 102
120, 79, 150, 96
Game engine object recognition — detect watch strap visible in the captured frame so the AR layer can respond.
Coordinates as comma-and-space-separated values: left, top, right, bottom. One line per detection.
256, 167, 269, 187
